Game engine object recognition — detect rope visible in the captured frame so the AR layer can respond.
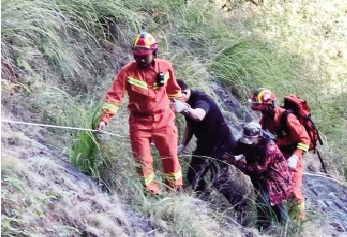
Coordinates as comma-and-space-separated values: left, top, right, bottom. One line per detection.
303, 172, 346, 186
1, 119, 128, 138
2, 120, 346, 186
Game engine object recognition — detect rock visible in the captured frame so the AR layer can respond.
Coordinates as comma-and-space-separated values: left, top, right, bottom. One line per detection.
303, 173, 347, 232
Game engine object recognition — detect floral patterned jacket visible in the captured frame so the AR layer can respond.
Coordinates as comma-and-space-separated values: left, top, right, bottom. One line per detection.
233, 140, 294, 205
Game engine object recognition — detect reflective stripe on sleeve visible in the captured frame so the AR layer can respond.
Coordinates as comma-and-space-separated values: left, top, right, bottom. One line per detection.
297, 142, 309, 152
168, 91, 182, 99
101, 102, 119, 114
164, 72, 169, 82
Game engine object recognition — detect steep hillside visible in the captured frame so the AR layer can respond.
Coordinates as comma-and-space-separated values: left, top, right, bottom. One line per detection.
2, 82, 347, 237
1, 110, 260, 237
1, 0, 347, 236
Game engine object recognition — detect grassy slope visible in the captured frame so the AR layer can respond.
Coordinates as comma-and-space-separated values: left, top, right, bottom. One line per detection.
1, 0, 347, 236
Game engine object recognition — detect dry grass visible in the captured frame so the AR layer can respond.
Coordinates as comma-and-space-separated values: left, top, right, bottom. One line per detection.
2, 0, 347, 236
2, 120, 257, 237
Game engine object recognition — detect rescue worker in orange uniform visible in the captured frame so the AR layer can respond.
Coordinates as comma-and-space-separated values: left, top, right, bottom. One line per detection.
97, 32, 185, 194
248, 88, 310, 221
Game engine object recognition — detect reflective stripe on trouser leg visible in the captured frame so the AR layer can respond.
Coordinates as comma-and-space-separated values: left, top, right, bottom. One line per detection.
292, 155, 304, 202
288, 200, 305, 221
152, 119, 183, 189
130, 129, 159, 194
297, 202, 305, 221
290, 154, 305, 220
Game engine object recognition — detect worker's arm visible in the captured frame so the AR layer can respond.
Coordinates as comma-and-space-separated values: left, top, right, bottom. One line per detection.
181, 120, 194, 146
177, 120, 194, 154
100, 69, 127, 124
184, 108, 206, 121
184, 98, 209, 121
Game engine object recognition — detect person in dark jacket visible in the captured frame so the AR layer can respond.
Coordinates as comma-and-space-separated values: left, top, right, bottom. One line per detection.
227, 122, 294, 231
175, 79, 242, 206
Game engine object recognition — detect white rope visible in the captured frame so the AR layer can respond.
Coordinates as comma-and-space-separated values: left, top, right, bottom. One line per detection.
303, 172, 346, 186
3, 120, 346, 185
1, 119, 128, 138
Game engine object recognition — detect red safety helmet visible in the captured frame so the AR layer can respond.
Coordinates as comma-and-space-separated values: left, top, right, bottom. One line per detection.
248, 88, 276, 111
132, 32, 158, 56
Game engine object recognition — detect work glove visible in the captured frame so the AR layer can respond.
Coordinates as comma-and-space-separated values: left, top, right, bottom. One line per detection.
177, 144, 186, 154
287, 154, 299, 170
222, 153, 244, 164
98, 121, 106, 132
234, 154, 245, 161
172, 99, 186, 113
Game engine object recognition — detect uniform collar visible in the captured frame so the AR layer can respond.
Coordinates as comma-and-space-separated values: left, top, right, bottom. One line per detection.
151, 59, 161, 72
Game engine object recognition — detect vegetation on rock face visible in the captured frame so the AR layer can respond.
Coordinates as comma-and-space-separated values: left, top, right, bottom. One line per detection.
1, 0, 346, 236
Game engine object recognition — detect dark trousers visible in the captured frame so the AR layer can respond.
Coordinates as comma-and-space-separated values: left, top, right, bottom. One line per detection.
187, 152, 221, 192
255, 182, 289, 230
187, 135, 245, 208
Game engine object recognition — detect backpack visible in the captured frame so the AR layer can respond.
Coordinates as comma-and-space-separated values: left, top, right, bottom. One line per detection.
280, 95, 323, 151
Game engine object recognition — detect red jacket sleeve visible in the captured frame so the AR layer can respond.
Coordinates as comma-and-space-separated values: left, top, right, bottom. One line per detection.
286, 113, 310, 156
165, 63, 183, 101
100, 69, 127, 124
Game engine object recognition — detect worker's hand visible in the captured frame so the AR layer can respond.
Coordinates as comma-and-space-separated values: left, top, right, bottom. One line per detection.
234, 154, 245, 161
287, 154, 299, 170
223, 153, 244, 164
177, 144, 186, 154
98, 121, 106, 132
171, 99, 187, 113
222, 151, 232, 160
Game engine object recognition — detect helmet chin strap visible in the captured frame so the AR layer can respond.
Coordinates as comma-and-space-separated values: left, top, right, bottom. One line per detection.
153, 48, 158, 57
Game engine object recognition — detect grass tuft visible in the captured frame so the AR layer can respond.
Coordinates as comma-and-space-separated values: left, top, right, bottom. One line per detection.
2, 0, 347, 236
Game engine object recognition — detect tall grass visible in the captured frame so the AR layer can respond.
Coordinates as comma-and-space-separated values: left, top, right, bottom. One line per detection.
2, 0, 347, 235
159, 0, 347, 177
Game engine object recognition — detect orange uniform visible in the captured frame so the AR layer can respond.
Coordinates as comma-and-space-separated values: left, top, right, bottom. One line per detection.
100, 59, 183, 194
261, 105, 310, 219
